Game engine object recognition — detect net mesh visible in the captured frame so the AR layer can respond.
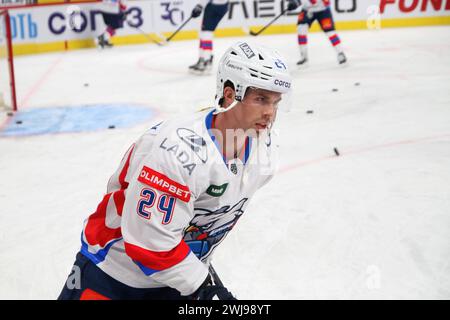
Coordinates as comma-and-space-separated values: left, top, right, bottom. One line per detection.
0, 10, 15, 112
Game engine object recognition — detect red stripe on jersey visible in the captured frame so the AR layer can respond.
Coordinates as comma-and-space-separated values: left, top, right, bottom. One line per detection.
84, 193, 122, 247
124, 240, 190, 271
80, 289, 111, 300
138, 166, 191, 202
83, 144, 134, 249
113, 189, 126, 217
119, 144, 135, 189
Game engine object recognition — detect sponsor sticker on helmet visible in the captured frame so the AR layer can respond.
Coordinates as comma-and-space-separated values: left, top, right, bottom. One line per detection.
274, 79, 291, 89
274, 59, 287, 70
239, 43, 256, 59
226, 61, 243, 71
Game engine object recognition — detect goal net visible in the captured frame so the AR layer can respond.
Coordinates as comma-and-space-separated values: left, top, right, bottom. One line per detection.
0, 9, 17, 112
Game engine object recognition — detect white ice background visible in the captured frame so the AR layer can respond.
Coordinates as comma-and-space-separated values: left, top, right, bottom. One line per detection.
0, 26, 449, 299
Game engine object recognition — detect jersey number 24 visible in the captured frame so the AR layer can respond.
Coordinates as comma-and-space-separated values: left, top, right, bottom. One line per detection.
136, 188, 176, 225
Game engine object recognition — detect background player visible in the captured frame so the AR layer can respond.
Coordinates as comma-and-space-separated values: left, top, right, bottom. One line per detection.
96, 0, 128, 48
189, 0, 229, 74
58, 42, 292, 300
292, 0, 347, 66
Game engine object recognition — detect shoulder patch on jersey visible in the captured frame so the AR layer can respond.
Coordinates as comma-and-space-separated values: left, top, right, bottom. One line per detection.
177, 128, 208, 164
148, 121, 164, 135
138, 166, 191, 202
206, 183, 228, 197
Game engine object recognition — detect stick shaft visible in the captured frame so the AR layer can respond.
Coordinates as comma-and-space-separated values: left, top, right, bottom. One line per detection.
208, 264, 224, 287
251, 9, 287, 36
166, 16, 193, 42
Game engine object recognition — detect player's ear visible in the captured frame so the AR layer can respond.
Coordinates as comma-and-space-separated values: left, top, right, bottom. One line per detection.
223, 86, 236, 105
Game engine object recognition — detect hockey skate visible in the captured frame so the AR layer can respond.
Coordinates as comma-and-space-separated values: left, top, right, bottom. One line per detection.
97, 34, 113, 49
189, 56, 213, 75
337, 52, 347, 65
297, 57, 308, 67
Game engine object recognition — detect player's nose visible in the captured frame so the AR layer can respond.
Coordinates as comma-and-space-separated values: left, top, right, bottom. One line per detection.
261, 103, 276, 119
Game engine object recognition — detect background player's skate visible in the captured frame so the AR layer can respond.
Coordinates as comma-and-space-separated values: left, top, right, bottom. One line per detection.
188, 1, 228, 74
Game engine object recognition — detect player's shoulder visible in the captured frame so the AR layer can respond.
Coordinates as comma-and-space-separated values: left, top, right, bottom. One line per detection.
139, 108, 213, 176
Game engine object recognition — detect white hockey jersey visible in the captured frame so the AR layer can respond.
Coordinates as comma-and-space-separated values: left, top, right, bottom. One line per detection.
80, 108, 277, 296
302, 0, 330, 12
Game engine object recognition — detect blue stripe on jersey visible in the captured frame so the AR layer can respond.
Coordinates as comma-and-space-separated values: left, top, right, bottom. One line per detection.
80, 232, 122, 265
133, 260, 160, 276
205, 109, 252, 165
205, 109, 227, 163
244, 137, 251, 164
186, 240, 210, 259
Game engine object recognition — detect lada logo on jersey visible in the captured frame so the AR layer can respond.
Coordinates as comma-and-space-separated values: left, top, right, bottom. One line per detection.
160, 138, 196, 176
274, 79, 291, 89
177, 128, 208, 163
206, 183, 228, 197
239, 43, 255, 59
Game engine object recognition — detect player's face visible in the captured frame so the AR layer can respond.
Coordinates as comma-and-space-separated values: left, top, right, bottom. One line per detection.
238, 87, 282, 133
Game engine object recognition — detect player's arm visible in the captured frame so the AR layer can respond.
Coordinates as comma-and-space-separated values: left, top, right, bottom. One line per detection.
120, 143, 209, 296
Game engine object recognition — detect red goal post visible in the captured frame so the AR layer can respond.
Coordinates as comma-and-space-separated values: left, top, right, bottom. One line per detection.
0, 9, 17, 112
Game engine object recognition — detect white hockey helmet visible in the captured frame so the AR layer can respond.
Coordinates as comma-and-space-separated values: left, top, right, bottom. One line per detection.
215, 41, 292, 113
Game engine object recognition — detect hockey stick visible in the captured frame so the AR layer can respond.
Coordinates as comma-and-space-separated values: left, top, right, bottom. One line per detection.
132, 25, 167, 46
249, 8, 289, 36
166, 15, 194, 42
208, 264, 224, 287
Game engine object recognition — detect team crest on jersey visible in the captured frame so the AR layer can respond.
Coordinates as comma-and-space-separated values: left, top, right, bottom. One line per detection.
229, 163, 238, 175
184, 198, 248, 261
177, 128, 208, 163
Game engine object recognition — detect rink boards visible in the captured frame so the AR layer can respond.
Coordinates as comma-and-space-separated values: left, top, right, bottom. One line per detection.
2, 0, 450, 55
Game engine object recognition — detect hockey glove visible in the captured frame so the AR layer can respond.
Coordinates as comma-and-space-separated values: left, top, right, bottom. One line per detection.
191, 4, 203, 18
287, 0, 302, 11
191, 275, 237, 300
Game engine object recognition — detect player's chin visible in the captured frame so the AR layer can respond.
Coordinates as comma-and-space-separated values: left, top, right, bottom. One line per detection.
255, 123, 268, 131
249, 123, 268, 137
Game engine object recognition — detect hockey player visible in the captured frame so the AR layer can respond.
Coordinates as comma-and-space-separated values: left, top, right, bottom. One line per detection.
96, 0, 127, 48
58, 42, 292, 300
189, 0, 229, 74
288, 0, 347, 66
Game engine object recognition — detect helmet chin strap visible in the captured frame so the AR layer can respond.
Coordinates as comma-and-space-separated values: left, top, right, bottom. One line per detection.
213, 99, 239, 115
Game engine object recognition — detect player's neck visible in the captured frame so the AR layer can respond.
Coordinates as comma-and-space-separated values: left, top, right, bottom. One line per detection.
213, 113, 248, 161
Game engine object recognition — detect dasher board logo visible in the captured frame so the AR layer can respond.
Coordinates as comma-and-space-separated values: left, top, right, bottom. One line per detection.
206, 183, 228, 197
239, 43, 255, 59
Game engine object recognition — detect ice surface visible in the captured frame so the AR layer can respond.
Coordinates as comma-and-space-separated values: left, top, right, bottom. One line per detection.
0, 26, 449, 299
